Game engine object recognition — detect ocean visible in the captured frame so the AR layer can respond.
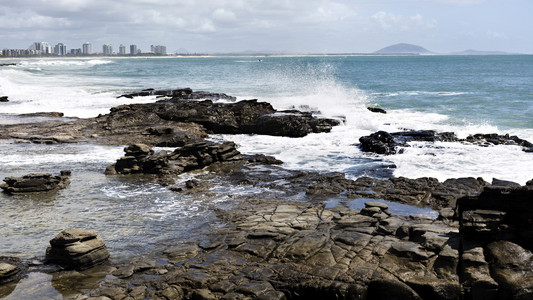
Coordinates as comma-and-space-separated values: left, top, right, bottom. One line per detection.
0, 55, 532, 262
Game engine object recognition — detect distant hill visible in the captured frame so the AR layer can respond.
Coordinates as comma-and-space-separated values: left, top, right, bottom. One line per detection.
374, 43, 433, 55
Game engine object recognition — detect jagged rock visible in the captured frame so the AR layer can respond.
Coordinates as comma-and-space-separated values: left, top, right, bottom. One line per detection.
117, 87, 237, 102
45, 228, 110, 270
0, 96, 8, 102
0, 171, 71, 194
359, 130, 396, 154
367, 106, 387, 114
106, 141, 242, 177
360, 130, 533, 155
244, 154, 283, 165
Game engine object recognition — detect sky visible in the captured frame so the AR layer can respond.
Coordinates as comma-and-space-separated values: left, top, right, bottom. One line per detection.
1, 0, 532, 54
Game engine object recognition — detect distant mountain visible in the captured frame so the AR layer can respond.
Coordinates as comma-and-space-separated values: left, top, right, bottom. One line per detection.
450, 49, 513, 55
374, 43, 433, 55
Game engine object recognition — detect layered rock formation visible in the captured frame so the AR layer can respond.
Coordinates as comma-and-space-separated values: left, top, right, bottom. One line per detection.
0, 171, 71, 194
456, 184, 533, 299
0, 258, 22, 285
45, 228, 110, 270
105, 142, 242, 179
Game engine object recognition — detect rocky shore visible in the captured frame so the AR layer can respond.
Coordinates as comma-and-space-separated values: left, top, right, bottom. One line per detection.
1, 89, 533, 299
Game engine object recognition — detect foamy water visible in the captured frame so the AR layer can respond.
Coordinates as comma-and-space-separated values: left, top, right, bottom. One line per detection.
1, 56, 532, 185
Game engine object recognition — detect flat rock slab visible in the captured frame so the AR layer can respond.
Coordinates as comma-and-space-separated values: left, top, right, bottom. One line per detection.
0, 171, 71, 194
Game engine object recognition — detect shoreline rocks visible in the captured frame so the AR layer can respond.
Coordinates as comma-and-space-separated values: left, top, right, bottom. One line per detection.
0, 171, 71, 194
45, 228, 110, 270
105, 142, 242, 179
0, 96, 8, 102
359, 130, 533, 155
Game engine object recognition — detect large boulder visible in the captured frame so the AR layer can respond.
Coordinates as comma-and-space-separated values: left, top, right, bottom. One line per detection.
0, 171, 71, 194
45, 228, 110, 270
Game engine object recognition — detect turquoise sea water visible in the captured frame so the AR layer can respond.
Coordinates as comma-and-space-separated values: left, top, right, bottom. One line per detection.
0, 55, 532, 262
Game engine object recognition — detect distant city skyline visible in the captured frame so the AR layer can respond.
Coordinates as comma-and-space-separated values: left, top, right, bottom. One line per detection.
0, 0, 532, 54
1, 40, 168, 57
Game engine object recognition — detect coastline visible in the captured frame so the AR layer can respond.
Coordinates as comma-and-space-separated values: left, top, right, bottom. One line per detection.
1, 88, 532, 299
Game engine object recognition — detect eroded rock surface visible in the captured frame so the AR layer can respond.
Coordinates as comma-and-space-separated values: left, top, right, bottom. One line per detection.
45, 228, 110, 270
105, 142, 242, 180
0, 171, 71, 194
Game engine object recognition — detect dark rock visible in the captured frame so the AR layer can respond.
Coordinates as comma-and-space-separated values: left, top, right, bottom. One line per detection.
485, 241, 533, 299
466, 133, 533, 152
45, 228, 110, 270
118, 87, 237, 102
19, 112, 65, 118
0, 171, 71, 194
359, 130, 533, 155
0, 63, 17, 67
244, 154, 283, 165
367, 106, 387, 114
457, 184, 533, 249
106, 141, 242, 178
359, 130, 396, 154
366, 278, 422, 300
0, 96, 8, 102
491, 178, 520, 187
359, 130, 458, 155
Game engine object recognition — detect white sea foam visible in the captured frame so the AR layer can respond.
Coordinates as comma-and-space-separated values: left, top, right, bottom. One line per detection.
0, 62, 158, 118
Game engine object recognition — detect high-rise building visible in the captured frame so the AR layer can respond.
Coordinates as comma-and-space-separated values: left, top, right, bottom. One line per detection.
32, 42, 52, 54
54, 43, 67, 56
103, 44, 113, 55
82, 42, 92, 55
130, 44, 137, 55
71, 48, 82, 55
151, 45, 167, 55
119, 44, 126, 55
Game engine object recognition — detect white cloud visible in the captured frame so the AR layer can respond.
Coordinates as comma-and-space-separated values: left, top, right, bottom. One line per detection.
371, 11, 436, 31
212, 8, 236, 23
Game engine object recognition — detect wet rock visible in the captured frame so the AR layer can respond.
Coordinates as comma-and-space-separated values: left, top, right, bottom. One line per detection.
359, 130, 533, 154
19, 112, 65, 118
244, 154, 283, 165
118, 87, 237, 102
367, 106, 387, 114
359, 130, 396, 155
0, 170, 71, 194
45, 228, 110, 270
106, 141, 242, 177
0, 96, 8, 102
359, 130, 458, 155
0, 259, 21, 285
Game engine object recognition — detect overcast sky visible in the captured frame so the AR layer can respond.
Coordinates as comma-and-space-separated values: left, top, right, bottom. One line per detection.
1, 0, 532, 54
